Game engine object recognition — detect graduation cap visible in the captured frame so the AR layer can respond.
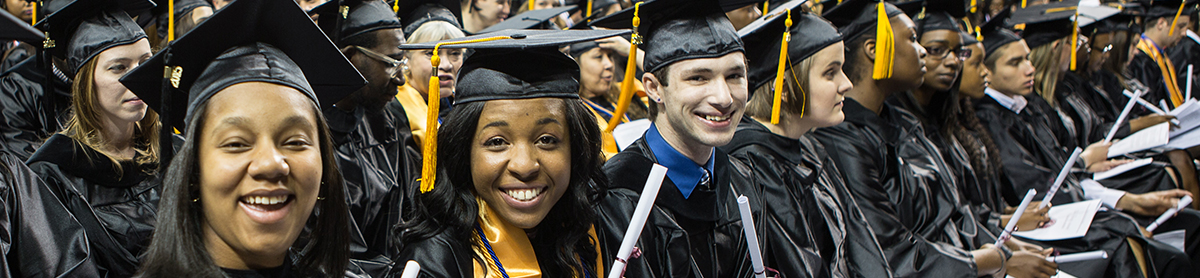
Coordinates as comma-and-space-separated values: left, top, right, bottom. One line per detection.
397, 28, 628, 193
591, 0, 741, 73
1012, 0, 1086, 69
119, 0, 366, 132
398, 0, 464, 39
1088, 2, 1140, 35
35, 0, 151, 77
822, 0, 904, 80
721, 0, 763, 12
479, 5, 579, 33
0, 8, 43, 45
739, 0, 841, 124
910, 0, 968, 35
312, 0, 404, 46
980, 8, 1019, 59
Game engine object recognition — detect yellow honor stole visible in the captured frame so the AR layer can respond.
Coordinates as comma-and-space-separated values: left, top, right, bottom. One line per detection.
474, 198, 605, 278
1137, 36, 1185, 107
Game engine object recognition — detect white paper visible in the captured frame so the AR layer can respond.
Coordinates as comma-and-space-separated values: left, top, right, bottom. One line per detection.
1008, 271, 1078, 278
1166, 123, 1200, 149
1108, 122, 1170, 157
1092, 158, 1154, 180
1169, 99, 1200, 137
1156, 230, 1188, 253
1014, 200, 1102, 241
613, 119, 651, 151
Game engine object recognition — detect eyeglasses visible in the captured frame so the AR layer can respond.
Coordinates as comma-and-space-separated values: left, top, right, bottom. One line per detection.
925, 45, 970, 61
1091, 43, 1113, 54
351, 45, 407, 85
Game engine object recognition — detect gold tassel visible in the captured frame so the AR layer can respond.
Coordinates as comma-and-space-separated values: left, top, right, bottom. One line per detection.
604, 2, 642, 137
872, 2, 894, 80
975, 26, 983, 42
393, 0, 399, 14
587, 0, 593, 17
420, 36, 514, 194
1021, 0, 1026, 8
168, 0, 175, 42
1171, 1, 1187, 36
770, 9, 791, 125
763, 1, 769, 14
531, 0, 537, 11
1070, 11, 1078, 71
30, 1, 35, 25
970, 0, 976, 13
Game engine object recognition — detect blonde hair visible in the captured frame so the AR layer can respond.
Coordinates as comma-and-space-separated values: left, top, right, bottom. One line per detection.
402, 21, 467, 79
1031, 37, 1067, 106
61, 57, 161, 174
746, 55, 817, 122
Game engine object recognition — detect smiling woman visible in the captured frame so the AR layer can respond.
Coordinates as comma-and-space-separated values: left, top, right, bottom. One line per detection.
127, 0, 360, 277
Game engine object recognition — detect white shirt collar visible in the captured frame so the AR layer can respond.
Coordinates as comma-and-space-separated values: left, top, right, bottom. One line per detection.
985, 87, 1028, 114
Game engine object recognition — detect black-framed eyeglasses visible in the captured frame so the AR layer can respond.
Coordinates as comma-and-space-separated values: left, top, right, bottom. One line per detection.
1091, 43, 1113, 54
351, 45, 407, 85
925, 45, 970, 61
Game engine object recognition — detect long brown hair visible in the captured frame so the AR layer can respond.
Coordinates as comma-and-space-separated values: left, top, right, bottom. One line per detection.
61, 57, 161, 173
746, 56, 817, 122
1031, 37, 1068, 106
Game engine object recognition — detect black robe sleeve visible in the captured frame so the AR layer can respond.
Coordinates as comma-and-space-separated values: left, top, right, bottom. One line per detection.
0, 56, 71, 161
595, 187, 692, 278
388, 232, 473, 278
1128, 52, 1173, 111
0, 152, 98, 277
812, 106, 977, 277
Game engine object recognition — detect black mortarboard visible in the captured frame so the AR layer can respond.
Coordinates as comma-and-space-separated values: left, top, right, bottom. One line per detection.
558, 0, 618, 17
739, 0, 841, 124
823, 0, 904, 79
909, 0, 968, 35
981, 8, 1020, 58
479, 5, 579, 33
721, 0, 763, 12
398, 0, 464, 39
396, 28, 627, 194
591, 0, 743, 73
0, 9, 43, 45
1011, 0, 1078, 49
1078, 4, 1121, 33
36, 0, 151, 77
312, 0, 404, 45
119, 0, 366, 130
1088, 2, 1139, 35
739, 0, 835, 91
1146, 0, 1197, 20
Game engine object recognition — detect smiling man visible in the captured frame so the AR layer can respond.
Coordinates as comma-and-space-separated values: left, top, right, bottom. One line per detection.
590, 0, 764, 276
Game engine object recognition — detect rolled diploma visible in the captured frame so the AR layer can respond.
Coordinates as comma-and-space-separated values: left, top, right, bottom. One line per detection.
1122, 90, 1168, 115
1147, 195, 1194, 232
997, 189, 1037, 246
1047, 251, 1109, 263
1040, 148, 1082, 209
1109, 90, 1144, 142
607, 164, 668, 278
398, 260, 421, 278
737, 195, 766, 278
1188, 65, 1194, 100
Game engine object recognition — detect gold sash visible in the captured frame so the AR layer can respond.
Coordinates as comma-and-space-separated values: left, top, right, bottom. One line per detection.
473, 198, 605, 278
394, 84, 434, 146
1137, 38, 1185, 107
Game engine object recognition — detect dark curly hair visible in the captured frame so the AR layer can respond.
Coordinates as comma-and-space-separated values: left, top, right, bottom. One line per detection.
396, 97, 608, 277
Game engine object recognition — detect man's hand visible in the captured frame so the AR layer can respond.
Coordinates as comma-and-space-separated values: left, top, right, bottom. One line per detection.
1129, 114, 1177, 132
1116, 189, 1193, 216
1005, 248, 1058, 278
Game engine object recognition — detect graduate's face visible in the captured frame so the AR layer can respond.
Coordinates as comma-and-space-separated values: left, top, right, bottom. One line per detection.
470, 0, 511, 26
919, 30, 963, 92
645, 52, 748, 151
725, 4, 763, 30
988, 40, 1034, 96
529, 0, 558, 10
1166, 16, 1191, 47
799, 42, 852, 129
577, 47, 614, 99
198, 82, 323, 269
92, 39, 151, 127
407, 47, 464, 99
294, 0, 326, 12
1088, 32, 1113, 73
889, 14, 929, 91
471, 98, 572, 230
349, 29, 406, 105
3, 0, 32, 22
959, 43, 990, 99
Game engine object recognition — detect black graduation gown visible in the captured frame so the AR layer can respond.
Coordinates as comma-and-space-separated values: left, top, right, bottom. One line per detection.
24, 134, 161, 277
1168, 34, 1200, 99
600, 139, 756, 278
974, 93, 1194, 277
1129, 51, 1178, 110
0, 41, 32, 73
811, 99, 977, 277
722, 118, 894, 278
388, 230, 472, 278
320, 99, 421, 276
0, 151, 98, 277
222, 264, 293, 278
0, 54, 71, 161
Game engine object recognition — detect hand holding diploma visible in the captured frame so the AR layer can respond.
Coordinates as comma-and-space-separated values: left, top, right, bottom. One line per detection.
608, 164, 668, 278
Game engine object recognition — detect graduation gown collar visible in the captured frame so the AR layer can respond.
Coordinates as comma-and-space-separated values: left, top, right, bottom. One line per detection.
726, 117, 824, 185
27, 134, 151, 188
608, 137, 730, 222
643, 124, 715, 199
841, 98, 902, 143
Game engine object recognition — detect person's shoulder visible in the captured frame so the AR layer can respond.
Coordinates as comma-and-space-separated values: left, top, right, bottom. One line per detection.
391, 231, 471, 278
